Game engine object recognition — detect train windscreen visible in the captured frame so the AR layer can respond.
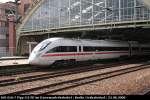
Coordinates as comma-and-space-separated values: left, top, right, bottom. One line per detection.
39, 41, 51, 52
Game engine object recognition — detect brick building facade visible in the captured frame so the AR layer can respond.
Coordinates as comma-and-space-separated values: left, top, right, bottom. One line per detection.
0, 2, 16, 57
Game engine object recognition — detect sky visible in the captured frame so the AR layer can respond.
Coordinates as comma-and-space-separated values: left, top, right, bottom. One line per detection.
0, 0, 14, 3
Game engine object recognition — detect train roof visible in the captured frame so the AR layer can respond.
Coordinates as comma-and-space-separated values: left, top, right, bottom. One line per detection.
46, 37, 127, 43
44, 37, 129, 47
42, 38, 150, 47
45, 37, 64, 42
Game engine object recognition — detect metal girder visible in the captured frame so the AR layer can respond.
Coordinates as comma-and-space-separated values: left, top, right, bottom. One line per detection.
19, 19, 150, 36
16, 0, 45, 54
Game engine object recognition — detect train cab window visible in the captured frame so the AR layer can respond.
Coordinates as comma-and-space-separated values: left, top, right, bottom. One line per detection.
47, 46, 77, 53
39, 42, 51, 51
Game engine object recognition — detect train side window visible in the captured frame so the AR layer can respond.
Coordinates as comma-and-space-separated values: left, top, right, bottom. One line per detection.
46, 47, 60, 53
93, 47, 129, 51
141, 47, 150, 51
47, 46, 77, 53
83, 46, 96, 52
132, 47, 139, 51
66, 46, 77, 52
95, 47, 101, 51
100, 47, 129, 51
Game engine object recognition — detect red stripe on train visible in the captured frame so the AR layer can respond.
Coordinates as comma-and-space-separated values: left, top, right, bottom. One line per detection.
42, 51, 129, 57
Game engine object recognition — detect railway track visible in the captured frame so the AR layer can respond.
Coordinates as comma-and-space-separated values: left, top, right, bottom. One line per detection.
0, 58, 147, 77
0, 65, 45, 76
0, 61, 99, 76
0, 61, 129, 87
145, 91, 150, 95
3, 61, 150, 95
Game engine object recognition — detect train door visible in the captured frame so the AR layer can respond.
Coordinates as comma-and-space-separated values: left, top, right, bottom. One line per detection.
76, 45, 83, 61
79, 46, 95, 61
77, 45, 89, 61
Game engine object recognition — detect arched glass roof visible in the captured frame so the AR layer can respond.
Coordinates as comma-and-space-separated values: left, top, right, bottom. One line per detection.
22, 0, 150, 32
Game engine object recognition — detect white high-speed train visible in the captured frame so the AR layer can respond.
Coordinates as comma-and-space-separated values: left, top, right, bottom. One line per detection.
28, 38, 150, 66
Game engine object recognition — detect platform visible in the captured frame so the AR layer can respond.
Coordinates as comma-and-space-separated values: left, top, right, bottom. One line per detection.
0, 57, 28, 67
0, 56, 28, 60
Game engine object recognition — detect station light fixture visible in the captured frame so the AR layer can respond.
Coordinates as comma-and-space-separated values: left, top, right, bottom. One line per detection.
15, 0, 21, 5
14, 0, 22, 23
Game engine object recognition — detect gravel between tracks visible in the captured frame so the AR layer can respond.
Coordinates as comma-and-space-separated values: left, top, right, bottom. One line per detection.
0, 62, 150, 95
50, 67, 150, 95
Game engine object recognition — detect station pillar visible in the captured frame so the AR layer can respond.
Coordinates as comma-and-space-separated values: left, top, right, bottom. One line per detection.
27, 42, 38, 55
8, 14, 16, 56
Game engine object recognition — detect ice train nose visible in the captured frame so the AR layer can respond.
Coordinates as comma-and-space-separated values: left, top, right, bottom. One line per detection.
28, 56, 37, 65
28, 58, 33, 65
